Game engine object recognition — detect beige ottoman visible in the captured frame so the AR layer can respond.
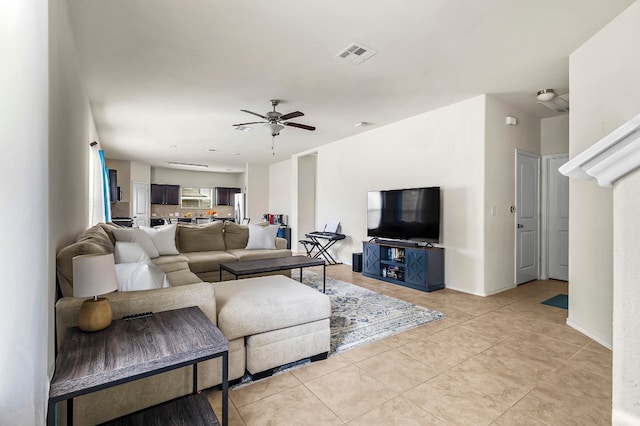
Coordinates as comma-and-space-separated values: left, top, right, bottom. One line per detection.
213, 275, 331, 378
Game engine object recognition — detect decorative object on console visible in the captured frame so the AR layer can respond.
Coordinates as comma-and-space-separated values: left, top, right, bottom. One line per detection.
72, 253, 119, 332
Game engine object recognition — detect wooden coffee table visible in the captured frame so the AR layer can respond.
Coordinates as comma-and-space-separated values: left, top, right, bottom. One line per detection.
219, 256, 327, 292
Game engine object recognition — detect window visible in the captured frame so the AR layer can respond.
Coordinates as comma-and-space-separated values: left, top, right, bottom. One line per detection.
181, 187, 213, 209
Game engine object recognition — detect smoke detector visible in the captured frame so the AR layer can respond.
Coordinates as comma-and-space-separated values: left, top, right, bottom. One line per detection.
336, 43, 377, 64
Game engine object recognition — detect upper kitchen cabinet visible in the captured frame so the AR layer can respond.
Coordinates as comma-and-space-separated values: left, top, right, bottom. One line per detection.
151, 184, 180, 205
215, 187, 241, 206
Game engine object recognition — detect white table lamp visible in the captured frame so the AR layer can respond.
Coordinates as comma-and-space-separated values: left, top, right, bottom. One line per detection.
73, 253, 118, 332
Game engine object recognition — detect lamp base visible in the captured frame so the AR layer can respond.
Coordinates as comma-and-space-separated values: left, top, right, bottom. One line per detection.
78, 297, 113, 332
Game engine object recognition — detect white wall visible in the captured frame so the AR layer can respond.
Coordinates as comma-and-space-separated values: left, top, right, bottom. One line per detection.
246, 163, 270, 223
541, 115, 569, 155
484, 96, 541, 295
130, 161, 151, 184
1, 0, 66, 423
297, 155, 317, 239
570, 1, 640, 422
310, 96, 487, 295
151, 166, 242, 189
269, 158, 292, 217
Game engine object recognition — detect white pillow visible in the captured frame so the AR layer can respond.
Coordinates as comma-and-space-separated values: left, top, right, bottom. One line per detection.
114, 261, 170, 292
140, 224, 179, 255
111, 228, 160, 259
245, 224, 280, 250
114, 242, 150, 264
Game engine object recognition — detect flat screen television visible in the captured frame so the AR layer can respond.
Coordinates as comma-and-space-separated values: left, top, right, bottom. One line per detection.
367, 186, 440, 243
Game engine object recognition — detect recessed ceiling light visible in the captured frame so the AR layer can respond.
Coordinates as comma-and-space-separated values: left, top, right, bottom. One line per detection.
235, 126, 252, 132
169, 144, 178, 149
232, 152, 240, 156
207, 148, 217, 152
167, 161, 208, 169
354, 121, 368, 127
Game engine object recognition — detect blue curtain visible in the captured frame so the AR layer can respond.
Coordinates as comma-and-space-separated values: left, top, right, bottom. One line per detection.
99, 149, 112, 222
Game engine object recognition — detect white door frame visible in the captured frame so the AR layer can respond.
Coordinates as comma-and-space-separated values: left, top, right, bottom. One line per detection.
515, 149, 541, 284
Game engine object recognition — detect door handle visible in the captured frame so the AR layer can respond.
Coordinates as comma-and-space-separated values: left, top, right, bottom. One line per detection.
517, 224, 524, 229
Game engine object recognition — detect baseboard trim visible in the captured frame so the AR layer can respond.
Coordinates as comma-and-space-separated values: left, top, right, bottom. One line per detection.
613, 409, 640, 425
566, 318, 612, 350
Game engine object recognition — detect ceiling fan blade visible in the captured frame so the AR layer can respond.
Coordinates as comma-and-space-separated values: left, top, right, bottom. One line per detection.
240, 109, 268, 120
280, 111, 304, 121
233, 121, 267, 126
284, 122, 316, 131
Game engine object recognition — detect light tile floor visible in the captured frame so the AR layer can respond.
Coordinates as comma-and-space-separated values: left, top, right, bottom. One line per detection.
205, 265, 611, 425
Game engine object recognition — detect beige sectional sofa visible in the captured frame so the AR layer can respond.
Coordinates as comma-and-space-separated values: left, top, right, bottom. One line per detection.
54, 221, 331, 424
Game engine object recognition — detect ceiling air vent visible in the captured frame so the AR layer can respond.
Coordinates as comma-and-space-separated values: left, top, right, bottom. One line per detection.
335, 43, 377, 64
538, 94, 570, 113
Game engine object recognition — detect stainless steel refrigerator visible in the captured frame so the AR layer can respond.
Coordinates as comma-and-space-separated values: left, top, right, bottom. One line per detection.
234, 192, 246, 223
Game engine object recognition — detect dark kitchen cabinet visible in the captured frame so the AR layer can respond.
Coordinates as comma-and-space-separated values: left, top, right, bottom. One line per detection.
215, 187, 241, 206
151, 184, 180, 205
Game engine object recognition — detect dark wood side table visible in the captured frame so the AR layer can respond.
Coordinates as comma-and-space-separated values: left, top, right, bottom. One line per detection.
48, 306, 228, 426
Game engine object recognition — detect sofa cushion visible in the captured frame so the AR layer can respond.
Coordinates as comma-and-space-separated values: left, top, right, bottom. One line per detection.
111, 228, 160, 258
140, 223, 179, 255
177, 222, 225, 253
76, 224, 115, 253
225, 248, 292, 261
223, 222, 249, 250
182, 251, 238, 274
213, 275, 331, 341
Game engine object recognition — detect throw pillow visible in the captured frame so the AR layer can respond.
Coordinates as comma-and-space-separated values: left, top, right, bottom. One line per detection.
114, 241, 150, 264
114, 261, 170, 292
245, 224, 280, 250
111, 228, 160, 259
140, 223, 179, 255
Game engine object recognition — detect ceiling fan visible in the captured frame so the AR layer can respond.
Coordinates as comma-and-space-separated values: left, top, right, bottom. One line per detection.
233, 99, 316, 137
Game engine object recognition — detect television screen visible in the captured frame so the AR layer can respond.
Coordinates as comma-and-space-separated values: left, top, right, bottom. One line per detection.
367, 187, 440, 243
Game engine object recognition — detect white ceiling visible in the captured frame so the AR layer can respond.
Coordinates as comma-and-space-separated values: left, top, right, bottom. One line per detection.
66, 0, 634, 173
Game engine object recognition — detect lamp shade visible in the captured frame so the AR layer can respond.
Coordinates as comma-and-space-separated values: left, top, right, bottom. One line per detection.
266, 123, 284, 136
73, 253, 118, 298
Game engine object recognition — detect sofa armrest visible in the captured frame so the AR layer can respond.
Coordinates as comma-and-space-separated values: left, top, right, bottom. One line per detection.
55, 282, 216, 350
275, 237, 287, 250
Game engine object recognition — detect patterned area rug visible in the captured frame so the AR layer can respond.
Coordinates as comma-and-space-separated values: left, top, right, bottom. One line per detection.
231, 272, 446, 388
302, 270, 446, 353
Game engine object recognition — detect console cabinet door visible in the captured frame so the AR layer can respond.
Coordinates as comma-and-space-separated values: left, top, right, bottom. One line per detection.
362, 243, 380, 276
405, 249, 428, 286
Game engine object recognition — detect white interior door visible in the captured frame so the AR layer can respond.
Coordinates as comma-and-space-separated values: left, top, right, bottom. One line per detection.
547, 154, 569, 281
132, 182, 150, 227
516, 150, 540, 284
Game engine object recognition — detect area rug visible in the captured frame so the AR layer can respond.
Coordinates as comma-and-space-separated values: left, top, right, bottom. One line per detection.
541, 293, 568, 309
231, 271, 446, 388
302, 270, 446, 353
